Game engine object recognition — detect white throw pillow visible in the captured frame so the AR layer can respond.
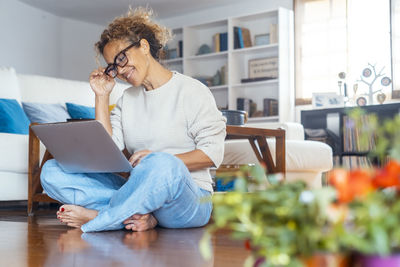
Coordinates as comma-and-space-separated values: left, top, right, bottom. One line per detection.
0, 67, 21, 104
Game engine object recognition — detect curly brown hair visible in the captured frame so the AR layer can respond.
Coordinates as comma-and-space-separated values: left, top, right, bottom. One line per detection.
95, 7, 172, 61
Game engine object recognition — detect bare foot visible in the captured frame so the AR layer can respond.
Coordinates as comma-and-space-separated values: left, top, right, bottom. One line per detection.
123, 213, 158, 232
57, 205, 98, 228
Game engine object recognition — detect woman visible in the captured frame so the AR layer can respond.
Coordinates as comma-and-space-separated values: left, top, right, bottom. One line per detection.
40, 7, 226, 232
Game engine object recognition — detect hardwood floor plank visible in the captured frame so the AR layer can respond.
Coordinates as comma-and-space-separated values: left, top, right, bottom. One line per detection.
0, 211, 249, 267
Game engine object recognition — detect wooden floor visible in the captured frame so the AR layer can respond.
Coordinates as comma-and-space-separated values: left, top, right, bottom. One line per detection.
0, 208, 249, 267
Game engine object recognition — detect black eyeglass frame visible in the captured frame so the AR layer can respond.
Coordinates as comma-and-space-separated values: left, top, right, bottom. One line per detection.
104, 41, 140, 78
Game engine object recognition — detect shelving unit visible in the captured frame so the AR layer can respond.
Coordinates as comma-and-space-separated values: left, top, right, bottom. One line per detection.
162, 7, 294, 123
301, 103, 400, 169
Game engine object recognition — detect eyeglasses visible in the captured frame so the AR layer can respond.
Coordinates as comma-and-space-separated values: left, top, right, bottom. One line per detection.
104, 42, 139, 78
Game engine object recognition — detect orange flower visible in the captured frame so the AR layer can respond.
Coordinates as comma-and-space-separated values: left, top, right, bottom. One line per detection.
349, 169, 374, 198
328, 169, 353, 203
373, 160, 400, 188
328, 169, 374, 203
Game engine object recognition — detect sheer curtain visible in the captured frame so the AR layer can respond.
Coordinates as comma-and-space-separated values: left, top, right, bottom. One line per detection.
295, 0, 392, 104
393, 0, 400, 97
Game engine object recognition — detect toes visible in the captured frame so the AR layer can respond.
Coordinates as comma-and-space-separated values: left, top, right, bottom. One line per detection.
58, 205, 67, 213
62, 205, 76, 212
125, 224, 134, 230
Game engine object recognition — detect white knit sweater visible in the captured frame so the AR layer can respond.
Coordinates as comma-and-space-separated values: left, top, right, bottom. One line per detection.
110, 71, 227, 192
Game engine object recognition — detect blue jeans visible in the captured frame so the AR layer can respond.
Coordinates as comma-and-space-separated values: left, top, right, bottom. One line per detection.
40, 152, 212, 232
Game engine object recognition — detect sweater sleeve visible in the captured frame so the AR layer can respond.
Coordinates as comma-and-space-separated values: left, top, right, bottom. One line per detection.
110, 96, 125, 151
186, 84, 227, 168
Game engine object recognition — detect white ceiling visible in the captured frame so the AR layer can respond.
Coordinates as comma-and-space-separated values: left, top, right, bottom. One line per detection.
18, 0, 244, 26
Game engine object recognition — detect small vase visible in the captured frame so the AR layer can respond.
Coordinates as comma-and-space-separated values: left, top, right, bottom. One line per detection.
356, 254, 400, 267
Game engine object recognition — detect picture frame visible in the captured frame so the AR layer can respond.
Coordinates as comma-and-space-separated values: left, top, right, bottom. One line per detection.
254, 33, 270, 46
248, 57, 278, 79
312, 93, 344, 109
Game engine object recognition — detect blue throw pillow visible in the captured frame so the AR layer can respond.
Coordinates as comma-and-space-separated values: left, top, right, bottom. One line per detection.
66, 102, 95, 119
0, 98, 31, 135
22, 102, 71, 123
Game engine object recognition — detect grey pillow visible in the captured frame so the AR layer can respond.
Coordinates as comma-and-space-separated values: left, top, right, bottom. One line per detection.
22, 102, 71, 123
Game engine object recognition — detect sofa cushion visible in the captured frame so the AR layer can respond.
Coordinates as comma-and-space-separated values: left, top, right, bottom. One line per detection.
0, 67, 21, 104
66, 102, 95, 119
17, 74, 130, 106
22, 102, 71, 123
223, 139, 333, 172
0, 133, 29, 172
0, 99, 30, 134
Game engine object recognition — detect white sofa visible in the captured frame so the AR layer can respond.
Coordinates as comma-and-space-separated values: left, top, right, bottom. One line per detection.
223, 122, 333, 188
0, 67, 333, 201
0, 67, 128, 201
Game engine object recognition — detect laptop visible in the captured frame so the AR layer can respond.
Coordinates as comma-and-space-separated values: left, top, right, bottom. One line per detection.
31, 120, 133, 173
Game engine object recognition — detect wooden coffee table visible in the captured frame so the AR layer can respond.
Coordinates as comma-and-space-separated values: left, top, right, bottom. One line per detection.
225, 125, 286, 174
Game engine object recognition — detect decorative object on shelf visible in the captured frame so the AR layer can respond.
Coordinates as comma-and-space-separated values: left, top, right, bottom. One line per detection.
250, 102, 257, 117
240, 77, 275, 83
254, 33, 270, 46
312, 93, 344, 109
337, 72, 348, 105
362, 67, 372, 77
377, 93, 387, 104
212, 70, 221, 86
194, 66, 226, 87
263, 98, 278, 116
356, 96, 367, 106
220, 110, 247, 125
167, 48, 177, 59
220, 65, 227, 85
357, 63, 392, 104
248, 57, 278, 79
196, 44, 212, 55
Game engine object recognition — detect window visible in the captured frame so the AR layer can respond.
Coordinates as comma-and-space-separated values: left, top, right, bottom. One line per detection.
295, 0, 392, 104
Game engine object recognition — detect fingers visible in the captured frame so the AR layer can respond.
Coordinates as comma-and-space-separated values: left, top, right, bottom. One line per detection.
129, 150, 152, 167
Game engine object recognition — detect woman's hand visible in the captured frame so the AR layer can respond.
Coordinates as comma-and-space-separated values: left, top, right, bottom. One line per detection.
89, 67, 116, 96
129, 150, 152, 167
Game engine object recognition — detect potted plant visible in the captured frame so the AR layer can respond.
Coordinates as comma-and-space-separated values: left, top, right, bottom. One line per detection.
201, 110, 400, 267
201, 165, 347, 266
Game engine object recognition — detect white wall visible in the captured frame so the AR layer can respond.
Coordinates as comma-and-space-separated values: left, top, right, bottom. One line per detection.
0, 0, 61, 78
0, 0, 291, 82
0, 1, 103, 82
59, 18, 104, 81
160, 0, 292, 28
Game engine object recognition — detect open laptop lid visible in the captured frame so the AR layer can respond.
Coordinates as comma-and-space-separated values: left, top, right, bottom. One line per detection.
31, 120, 133, 173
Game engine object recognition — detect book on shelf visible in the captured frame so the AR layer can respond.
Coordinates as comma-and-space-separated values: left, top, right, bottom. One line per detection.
220, 32, 228, 51
178, 40, 183, 57
342, 156, 372, 169
233, 27, 252, 49
213, 32, 228, 52
213, 33, 220, 52
263, 98, 278, 116
234, 27, 240, 49
343, 115, 376, 153
237, 98, 252, 115
269, 23, 278, 44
